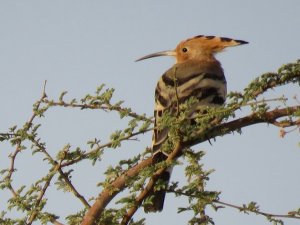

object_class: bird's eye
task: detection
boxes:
[182,47,188,53]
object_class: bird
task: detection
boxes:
[136,35,248,212]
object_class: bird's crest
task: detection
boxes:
[179,35,248,53]
[173,35,248,62]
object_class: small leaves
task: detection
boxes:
[0,61,299,225]
[59,91,68,102]
[110,130,124,148]
[65,209,87,225]
[240,201,259,213]
[81,85,115,106]
[138,119,152,132]
[55,170,74,193]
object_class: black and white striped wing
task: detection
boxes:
[145,60,226,212]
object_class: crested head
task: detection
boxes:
[175,35,248,63]
[136,35,248,63]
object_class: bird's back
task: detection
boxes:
[153,59,226,150]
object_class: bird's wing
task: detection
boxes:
[152,60,226,152]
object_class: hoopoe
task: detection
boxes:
[136,35,248,212]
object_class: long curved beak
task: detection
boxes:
[135,50,176,62]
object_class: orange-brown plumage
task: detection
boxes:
[136,35,248,63]
[175,35,248,63]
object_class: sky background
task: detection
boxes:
[0,1,299,225]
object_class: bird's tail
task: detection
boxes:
[144,150,171,213]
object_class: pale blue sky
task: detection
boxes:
[0,1,299,225]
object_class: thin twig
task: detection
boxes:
[272,118,300,128]
[61,128,153,168]
[42,99,152,122]
[215,200,300,220]
[31,138,91,208]
[167,189,300,220]
[5,81,48,197]
[27,166,57,224]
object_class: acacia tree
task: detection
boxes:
[0,61,300,225]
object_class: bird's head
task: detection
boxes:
[136,35,248,63]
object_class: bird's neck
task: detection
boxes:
[176,57,221,68]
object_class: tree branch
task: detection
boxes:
[27,166,57,224]
[120,142,183,225]
[215,200,300,220]
[81,158,152,225]
[42,98,152,122]
[31,138,91,208]
[60,128,152,168]
[80,104,299,225]
[167,189,300,221]
[187,105,300,147]
[4,81,47,198]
